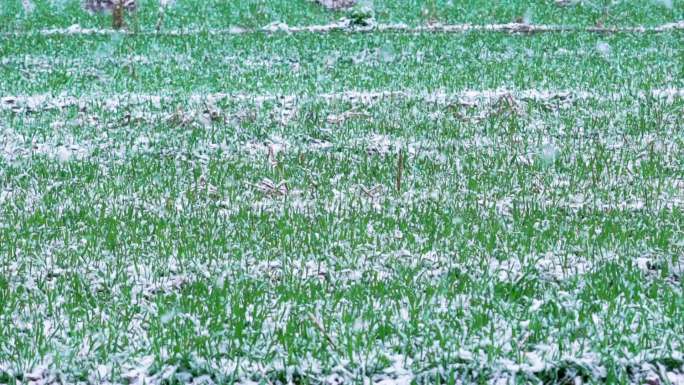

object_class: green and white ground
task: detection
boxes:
[1,1,684,384]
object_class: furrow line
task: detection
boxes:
[2,88,684,112]
[3,20,684,37]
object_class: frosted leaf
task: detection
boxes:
[596,41,611,57]
[523,8,533,24]
[22,0,35,14]
[317,0,356,10]
[56,146,72,162]
[540,142,560,164]
[654,0,673,8]
[379,44,396,63]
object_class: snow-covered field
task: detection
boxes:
[1,1,683,384]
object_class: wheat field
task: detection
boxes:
[1,1,683,384]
